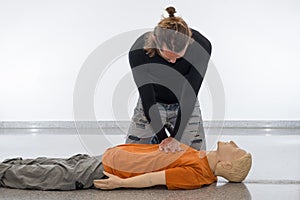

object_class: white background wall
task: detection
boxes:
[0,0,299,121]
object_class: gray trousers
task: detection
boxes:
[0,154,104,190]
[126,97,206,150]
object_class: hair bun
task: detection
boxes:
[165,6,176,17]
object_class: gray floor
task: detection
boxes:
[0,128,299,200]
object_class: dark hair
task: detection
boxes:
[144,6,193,57]
[166,6,176,17]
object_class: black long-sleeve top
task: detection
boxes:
[129,28,212,141]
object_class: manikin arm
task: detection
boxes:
[93,171,166,190]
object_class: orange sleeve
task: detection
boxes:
[165,166,204,190]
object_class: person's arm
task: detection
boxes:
[129,49,168,140]
[171,38,212,140]
[93,171,166,190]
[171,66,203,140]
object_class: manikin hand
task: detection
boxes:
[93,171,123,190]
[159,137,182,153]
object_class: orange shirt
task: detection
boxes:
[102,143,217,190]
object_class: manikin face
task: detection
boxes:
[217,141,247,162]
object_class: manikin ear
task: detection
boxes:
[220,161,233,170]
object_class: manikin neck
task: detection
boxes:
[203,151,219,173]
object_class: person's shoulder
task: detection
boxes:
[190,28,211,45]
[130,31,151,52]
[190,28,212,54]
[129,32,152,67]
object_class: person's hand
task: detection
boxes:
[93,171,123,190]
[159,137,182,153]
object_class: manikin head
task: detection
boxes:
[214,141,252,182]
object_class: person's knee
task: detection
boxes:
[126,135,141,143]
[191,138,206,150]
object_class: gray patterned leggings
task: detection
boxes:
[126,97,206,150]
